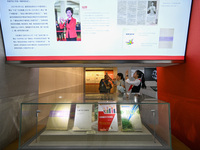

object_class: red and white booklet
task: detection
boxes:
[98,103,118,131]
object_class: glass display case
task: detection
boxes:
[18,94,171,150]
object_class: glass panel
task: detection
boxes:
[19,95,171,150]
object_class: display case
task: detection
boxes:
[18,96,171,150]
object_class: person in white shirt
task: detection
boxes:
[125,70,146,93]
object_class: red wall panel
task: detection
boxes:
[157,0,200,149]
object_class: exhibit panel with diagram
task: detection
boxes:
[18,100,172,150]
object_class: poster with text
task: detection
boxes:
[0,0,192,61]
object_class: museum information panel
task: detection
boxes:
[0,0,192,61]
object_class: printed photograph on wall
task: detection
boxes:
[55,0,81,41]
[144,68,157,81]
[146,1,159,25]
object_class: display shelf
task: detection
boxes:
[18,96,171,150]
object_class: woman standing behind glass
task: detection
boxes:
[107,73,125,94]
[65,7,77,41]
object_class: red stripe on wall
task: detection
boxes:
[6,56,184,61]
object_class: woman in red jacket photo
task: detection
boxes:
[65,7,77,41]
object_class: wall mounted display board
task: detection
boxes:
[144,68,157,81]
[0,0,192,62]
[85,71,105,84]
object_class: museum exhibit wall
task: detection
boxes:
[0,30,39,149]
[157,0,200,149]
[85,69,115,93]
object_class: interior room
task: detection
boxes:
[0,0,199,150]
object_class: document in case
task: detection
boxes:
[46,104,71,130]
[98,103,118,131]
[73,104,92,131]
[120,104,142,131]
